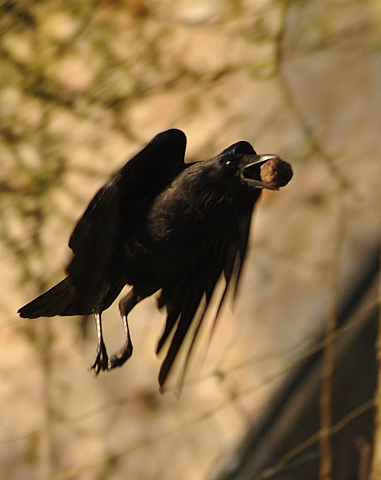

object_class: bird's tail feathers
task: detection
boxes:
[18,277,82,318]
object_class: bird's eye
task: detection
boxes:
[219,156,236,171]
[223,158,235,169]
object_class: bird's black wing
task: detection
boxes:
[156,141,260,389]
[66,129,187,313]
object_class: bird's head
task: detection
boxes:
[215,153,293,191]
[158,146,293,218]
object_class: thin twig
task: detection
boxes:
[319,199,345,480]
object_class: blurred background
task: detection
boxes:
[0,0,380,479]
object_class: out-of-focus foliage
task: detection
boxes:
[0,1,379,479]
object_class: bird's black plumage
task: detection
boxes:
[18,128,292,389]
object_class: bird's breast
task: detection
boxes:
[146,185,255,259]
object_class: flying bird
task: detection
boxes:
[18,129,293,389]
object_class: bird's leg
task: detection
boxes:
[108,290,139,369]
[91,312,109,375]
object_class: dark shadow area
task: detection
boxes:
[216,245,380,480]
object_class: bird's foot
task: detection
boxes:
[91,341,109,375]
[109,340,133,370]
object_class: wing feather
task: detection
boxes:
[157,208,256,389]
[69,129,187,253]
[66,129,187,312]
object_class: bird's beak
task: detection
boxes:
[241,154,279,190]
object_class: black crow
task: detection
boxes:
[18,129,292,389]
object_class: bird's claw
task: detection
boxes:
[109,340,133,370]
[91,338,133,374]
[91,342,109,375]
